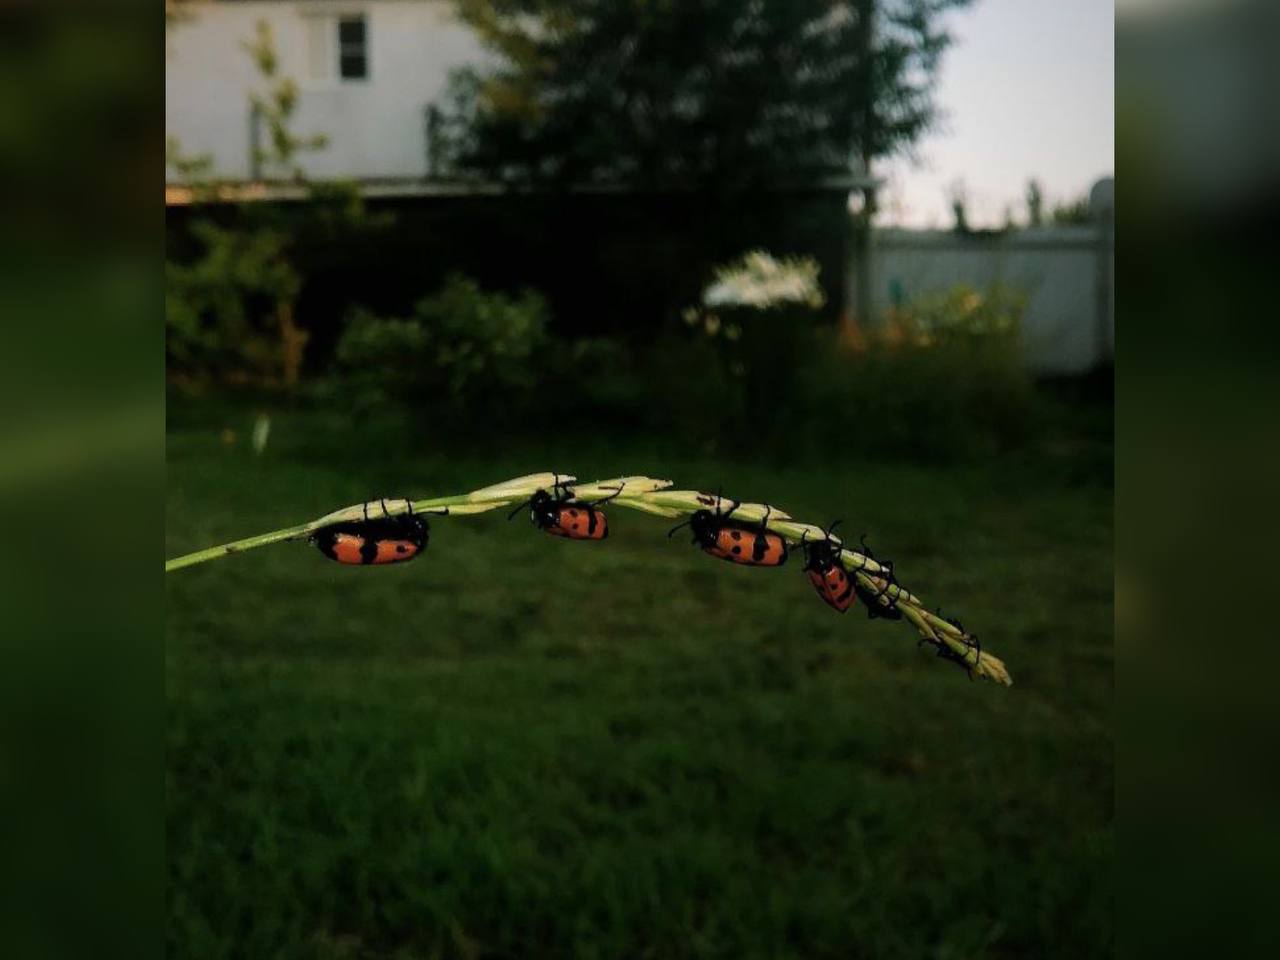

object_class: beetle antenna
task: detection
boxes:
[507,497,533,521]
[665,519,696,542]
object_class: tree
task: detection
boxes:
[440,0,973,191]
[948,177,969,234]
[1051,193,1092,225]
[167,20,381,388]
[1025,178,1043,227]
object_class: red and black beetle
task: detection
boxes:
[799,522,856,612]
[311,499,431,565]
[510,477,623,541]
[850,534,903,620]
[670,495,789,567]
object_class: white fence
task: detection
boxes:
[863,192,1114,375]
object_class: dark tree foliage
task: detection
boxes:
[440,0,972,190]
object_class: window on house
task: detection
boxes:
[306,14,368,82]
[337,16,367,80]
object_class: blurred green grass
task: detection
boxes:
[166,404,1111,959]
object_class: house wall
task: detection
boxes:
[165,0,485,180]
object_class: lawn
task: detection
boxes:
[166,401,1112,959]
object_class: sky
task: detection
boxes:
[876,0,1115,228]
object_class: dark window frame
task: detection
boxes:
[337,15,368,81]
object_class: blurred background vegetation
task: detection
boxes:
[165,2,1111,957]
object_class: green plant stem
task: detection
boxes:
[164,523,312,573]
[164,495,473,572]
[165,473,1012,685]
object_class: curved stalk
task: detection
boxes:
[165,472,1011,684]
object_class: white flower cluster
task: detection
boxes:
[701,250,826,311]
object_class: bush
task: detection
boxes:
[330,273,1036,461]
[545,337,651,425]
[887,282,1024,345]
[335,274,549,423]
[165,220,300,383]
[799,284,1036,461]
[681,251,828,435]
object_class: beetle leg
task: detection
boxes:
[587,481,625,508]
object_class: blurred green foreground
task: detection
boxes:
[166,391,1111,959]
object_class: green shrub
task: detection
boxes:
[330,274,1035,461]
[800,284,1036,461]
[681,251,828,435]
[889,282,1025,345]
[165,221,300,382]
[335,274,549,422]
[641,329,742,442]
[548,337,651,425]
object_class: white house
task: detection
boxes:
[165,0,486,183]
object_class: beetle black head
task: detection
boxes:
[688,510,719,547]
[667,508,718,546]
[800,521,842,572]
[405,514,431,543]
[802,536,839,573]
[509,487,558,523]
[529,489,563,528]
